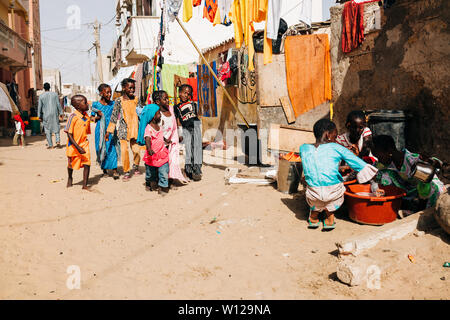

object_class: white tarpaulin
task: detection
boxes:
[107,66,136,94]
[0,82,19,114]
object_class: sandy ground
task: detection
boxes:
[0,123,449,300]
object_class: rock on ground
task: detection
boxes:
[435,190,450,235]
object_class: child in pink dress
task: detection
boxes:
[143,104,170,195]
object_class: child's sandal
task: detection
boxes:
[322,221,336,231]
[307,211,320,229]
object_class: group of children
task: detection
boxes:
[300,111,446,231]
[65,80,203,194]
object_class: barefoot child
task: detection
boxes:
[299,119,379,230]
[65,95,91,189]
[174,84,203,181]
[142,104,170,195]
[91,84,120,180]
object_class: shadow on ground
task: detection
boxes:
[73,173,104,187]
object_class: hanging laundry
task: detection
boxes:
[133,63,144,102]
[193,0,202,6]
[229,0,269,71]
[167,0,183,22]
[187,77,199,102]
[229,0,244,48]
[197,62,218,117]
[183,0,193,22]
[216,0,233,25]
[237,48,257,106]
[248,0,268,70]
[219,61,231,82]
[298,0,312,27]
[284,34,332,117]
[342,0,365,53]
[266,0,281,40]
[204,0,219,23]
[161,64,190,102]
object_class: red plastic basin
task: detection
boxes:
[344,184,406,226]
[344,179,357,186]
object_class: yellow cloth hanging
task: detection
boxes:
[248,0,268,71]
[263,22,272,64]
[230,0,244,48]
[230,0,272,70]
[213,6,221,26]
[183,0,193,22]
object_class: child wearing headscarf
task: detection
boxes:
[138,104,170,195]
[13,114,25,147]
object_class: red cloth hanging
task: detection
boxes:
[193,0,202,7]
[219,61,231,82]
[187,77,198,102]
[341,1,365,53]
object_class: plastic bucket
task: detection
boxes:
[344,179,357,186]
[277,158,302,194]
[29,117,40,134]
[368,110,407,150]
[345,184,406,225]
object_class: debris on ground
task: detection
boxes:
[224,167,276,185]
[413,230,425,237]
[209,217,217,224]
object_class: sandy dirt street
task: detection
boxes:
[0,123,449,300]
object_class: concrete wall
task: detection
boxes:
[330,0,450,161]
[29,0,43,91]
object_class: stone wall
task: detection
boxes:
[330,0,450,161]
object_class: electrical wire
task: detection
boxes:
[102,13,117,26]
[41,23,92,32]
[42,30,89,43]
[42,41,89,52]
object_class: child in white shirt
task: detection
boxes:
[13,114,25,147]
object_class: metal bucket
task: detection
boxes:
[277,158,302,194]
[411,162,436,183]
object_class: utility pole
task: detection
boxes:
[87,46,94,92]
[93,19,104,84]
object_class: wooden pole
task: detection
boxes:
[175,16,249,128]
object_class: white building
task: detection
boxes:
[42,69,62,96]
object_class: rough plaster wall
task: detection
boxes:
[330,0,450,161]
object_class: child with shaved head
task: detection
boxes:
[64,95,91,189]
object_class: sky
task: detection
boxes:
[40,0,117,87]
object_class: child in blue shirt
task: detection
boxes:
[299,119,379,231]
